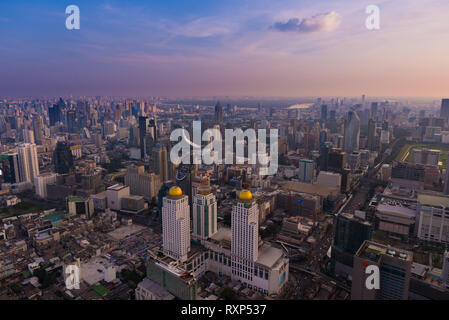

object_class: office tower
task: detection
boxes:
[33,116,44,145]
[417,193,449,243]
[351,240,412,300]
[298,159,314,183]
[391,161,425,181]
[192,182,217,241]
[231,190,259,281]
[152,143,168,182]
[176,165,193,208]
[17,143,39,184]
[214,102,223,125]
[440,99,449,120]
[66,109,77,133]
[0,153,20,184]
[138,116,148,159]
[53,141,74,174]
[412,148,440,166]
[49,98,64,126]
[367,118,376,151]
[343,111,360,154]
[125,165,161,201]
[328,148,347,172]
[148,118,158,142]
[321,104,328,122]
[370,102,378,120]
[34,173,57,199]
[23,128,35,144]
[162,186,190,262]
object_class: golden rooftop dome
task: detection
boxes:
[239,190,253,201]
[168,186,183,197]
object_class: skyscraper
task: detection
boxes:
[0,153,20,184]
[344,111,360,154]
[321,104,328,122]
[214,102,223,125]
[370,102,378,120]
[54,141,74,174]
[231,190,259,282]
[440,99,449,120]
[367,118,376,151]
[17,143,39,184]
[33,116,44,145]
[192,182,217,241]
[162,186,191,262]
[152,143,168,182]
[138,116,148,159]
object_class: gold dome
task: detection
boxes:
[239,190,253,201]
[168,186,183,197]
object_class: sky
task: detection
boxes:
[0,0,449,98]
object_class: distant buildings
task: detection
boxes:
[343,111,360,154]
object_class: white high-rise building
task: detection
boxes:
[23,129,35,144]
[17,143,39,184]
[34,173,57,199]
[162,186,190,262]
[231,190,259,282]
[192,184,217,241]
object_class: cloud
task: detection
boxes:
[271,11,341,33]
[173,17,234,38]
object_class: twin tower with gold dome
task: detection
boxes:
[168,186,252,201]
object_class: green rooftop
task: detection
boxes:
[93,284,109,297]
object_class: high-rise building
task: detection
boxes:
[54,141,74,174]
[153,143,168,182]
[33,116,44,145]
[34,173,57,199]
[192,183,217,241]
[417,193,449,243]
[298,159,314,183]
[214,102,223,125]
[328,148,347,172]
[440,99,449,120]
[344,111,360,154]
[17,143,39,184]
[125,165,162,201]
[231,190,259,281]
[138,116,148,159]
[370,102,378,120]
[321,104,328,122]
[162,186,190,262]
[23,128,35,144]
[351,240,412,300]
[367,118,377,151]
[0,153,20,184]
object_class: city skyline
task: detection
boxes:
[1,0,449,98]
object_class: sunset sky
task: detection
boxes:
[1,0,448,98]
